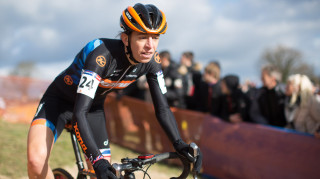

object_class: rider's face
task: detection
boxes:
[122,31,160,63]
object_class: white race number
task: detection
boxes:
[77,70,101,99]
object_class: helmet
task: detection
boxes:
[120,3,167,34]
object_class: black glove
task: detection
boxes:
[173,139,195,162]
[173,139,203,174]
[93,159,117,179]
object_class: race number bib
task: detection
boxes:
[77,70,101,99]
[156,71,167,94]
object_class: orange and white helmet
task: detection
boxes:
[120,3,167,34]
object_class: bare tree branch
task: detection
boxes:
[259,45,317,83]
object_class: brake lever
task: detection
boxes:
[111,163,121,178]
[189,143,199,158]
[189,143,199,179]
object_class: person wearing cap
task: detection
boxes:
[27,3,202,179]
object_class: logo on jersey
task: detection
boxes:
[132,68,137,72]
[99,79,136,89]
[64,75,73,85]
[34,102,45,117]
[74,122,87,153]
[154,52,161,64]
[156,71,167,94]
[96,55,106,67]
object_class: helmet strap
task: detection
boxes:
[125,35,140,64]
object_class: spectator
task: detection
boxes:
[284,74,320,135]
[159,51,184,108]
[178,51,201,109]
[250,65,287,127]
[217,75,251,123]
[193,61,222,114]
[241,80,258,102]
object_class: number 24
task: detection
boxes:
[80,76,94,89]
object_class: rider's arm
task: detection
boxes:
[146,71,181,143]
[146,67,202,169]
[72,40,109,164]
[73,93,102,160]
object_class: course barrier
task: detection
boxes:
[1,76,320,179]
[104,94,320,179]
[200,116,320,179]
[0,76,50,123]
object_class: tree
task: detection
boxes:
[10,61,35,77]
[260,45,317,84]
[9,61,36,102]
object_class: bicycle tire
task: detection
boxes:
[53,168,74,179]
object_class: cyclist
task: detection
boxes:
[27,3,202,179]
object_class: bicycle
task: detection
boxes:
[52,123,200,179]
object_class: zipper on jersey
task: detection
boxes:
[101,65,133,95]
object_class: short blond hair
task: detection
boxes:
[205,61,221,80]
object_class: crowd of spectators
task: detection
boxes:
[122,50,320,138]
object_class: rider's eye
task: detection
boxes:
[138,35,147,39]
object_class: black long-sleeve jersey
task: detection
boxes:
[52,38,181,163]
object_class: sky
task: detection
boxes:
[1,0,320,84]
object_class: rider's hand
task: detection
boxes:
[173,139,196,162]
[93,159,117,179]
[173,139,203,174]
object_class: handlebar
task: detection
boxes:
[112,152,190,179]
[112,143,200,179]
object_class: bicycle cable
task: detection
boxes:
[143,163,152,179]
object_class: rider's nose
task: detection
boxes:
[145,37,153,49]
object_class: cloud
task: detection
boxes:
[0,0,319,83]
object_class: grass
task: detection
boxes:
[0,120,30,177]
[0,119,184,178]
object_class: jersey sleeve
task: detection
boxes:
[77,40,110,99]
[72,39,110,163]
[146,56,181,143]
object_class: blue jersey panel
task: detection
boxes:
[69,39,103,85]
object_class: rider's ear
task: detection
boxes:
[121,33,129,46]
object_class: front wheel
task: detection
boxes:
[53,168,74,179]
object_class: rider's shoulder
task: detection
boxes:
[149,51,161,66]
[84,38,121,49]
[82,39,104,53]
[99,38,122,46]
[143,51,162,75]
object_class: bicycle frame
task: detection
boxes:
[66,126,96,178]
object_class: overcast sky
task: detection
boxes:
[1,0,319,83]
